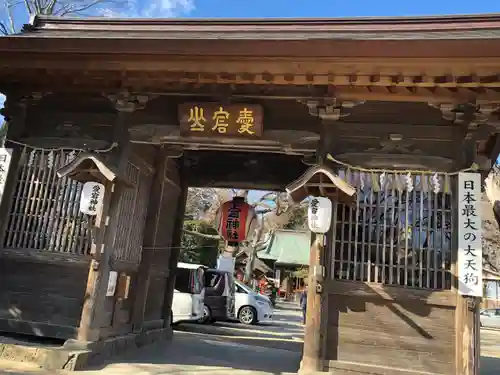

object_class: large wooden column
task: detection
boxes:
[442,104,490,375]
[288,114,355,372]
[56,153,132,343]
[453,171,480,375]
[301,232,325,372]
[77,180,116,342]
[75,93,147,342]
[162,164,188,327]
[132,149,183,332]
[299,109,329,373]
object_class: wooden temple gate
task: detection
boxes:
[0,13,498,374]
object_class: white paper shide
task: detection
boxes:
[0,148,13,204]
[308,196,332,234]
[80,182,105,216]
[457,172,483,297]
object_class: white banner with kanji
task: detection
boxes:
[457,172,483,297]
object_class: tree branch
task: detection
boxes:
[1,0,18,35]
[255,209,273,215]
[0,0,129,34]
[0,21,8,35]
[182,229,221,240]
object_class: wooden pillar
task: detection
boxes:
[78,92,147,342]
[131,150,181,332]
[162,164,188,327]
[131,150,162,332]
[301,232,325,372]
[453,187,481,375]
[78,181,116,342]
[301,113,331,373]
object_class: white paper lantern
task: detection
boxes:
[308,196,332,234]
[80,182,105,216]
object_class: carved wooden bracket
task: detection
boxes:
[430,102,500,141]
[429,103,458,122]
[105,92,151,112]
[476,104,500,129]
[300,99,364,121]
[430,102,500,125]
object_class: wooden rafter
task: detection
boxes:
[3,77,499,104]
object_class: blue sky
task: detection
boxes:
[1,0,500,34]
[4,0,498,25]
[186,0,500,18]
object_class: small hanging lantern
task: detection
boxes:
[80,181,105,216]
[307,196,332,234]
[215,197,258,243]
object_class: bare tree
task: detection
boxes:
[182,188,307,281]
[481,168,500,271]
[0,0,129,35]
[0,121,7,147]
[0,0,16,35]
[185,187,236,223]
[242,191,306,282]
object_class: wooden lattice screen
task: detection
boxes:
[331,170,454,290]
[112,161,151,265]
[3,148,92,255]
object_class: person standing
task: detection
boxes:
[300,288,308,324]
[270,283,278,307]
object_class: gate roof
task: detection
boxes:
[2,14,500,104]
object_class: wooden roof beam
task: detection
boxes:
[208,74,500,88]
[335,86,500,104]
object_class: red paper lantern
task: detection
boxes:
[215,197,258,243]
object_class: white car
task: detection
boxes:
[234,279,274,325]
[480,308,500,328]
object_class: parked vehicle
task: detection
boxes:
[234,279,274,325]
[199,268,236,324]
[171,263,205,324]
[480,308,500,329]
